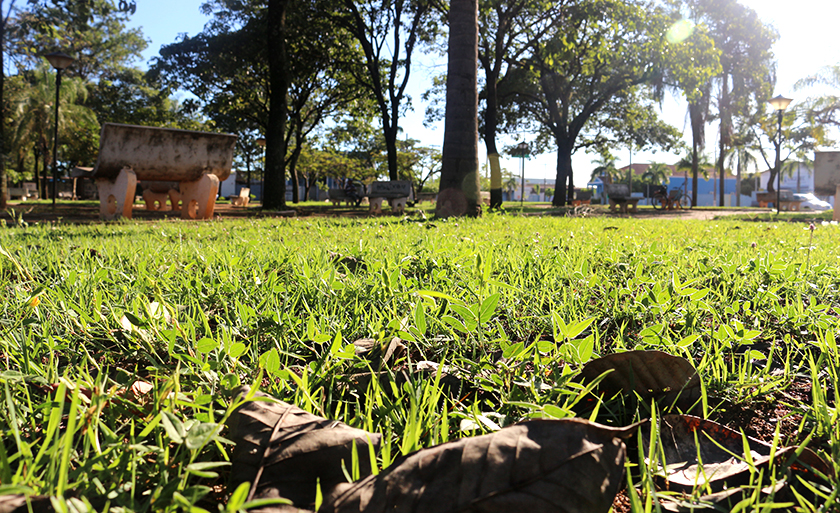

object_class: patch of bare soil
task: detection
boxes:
[707,377,815,446]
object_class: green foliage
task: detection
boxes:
[7,0,146,81]
[2,216,840,509]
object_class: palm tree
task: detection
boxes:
[436,0,481,217]
[641,162,671,184]
[796,64,840,129]
[503,174,518,200]
[590,154,620,183]
[726,139,757,205]
[12,62,95,197]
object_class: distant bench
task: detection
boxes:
[328,185,366,207]
[7,183,38,200]
[605,183,639,213]
[369,180,413,214]
[92,123,236,220]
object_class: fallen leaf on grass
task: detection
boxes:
[353,337,407,368]
[578,350,701,412]
[321,418,638,513]
[641,414,832,509]
[227,387,381,510]
[0,495,54,513]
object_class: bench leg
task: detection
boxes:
[369,197,384,214]
[609,199,618,213]
[389,197,408,214]
[168,189,181,211]
[180,175,219,220]
[143,189,169,211]
[96,167,137,220]
[629,202,638,213]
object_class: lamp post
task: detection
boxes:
[256,137,266,205]
[514,141,529,207]
[45,51,74,209]
[768,94,792,214]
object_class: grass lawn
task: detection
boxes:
[1,214,838,511]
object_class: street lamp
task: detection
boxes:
[256,137,266,204]
[514,141,529,207]
[45,51,74,209]
[768,94,792,214]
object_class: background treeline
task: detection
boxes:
[1,0,837,209]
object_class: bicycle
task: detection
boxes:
[651,186,692,210]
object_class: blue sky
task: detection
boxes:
[126,0,840,185]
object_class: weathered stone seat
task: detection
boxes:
[328,185,367,207]
[92,123,236,220]
[231,187,251,207]
[605,183,639,213]
[369,180,413,214]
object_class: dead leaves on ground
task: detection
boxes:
[227,388,381,510]
[228,388,636,513]
[641,414,833,511]
[578,350,701,413]
[323,419,636,513]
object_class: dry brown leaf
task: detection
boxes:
[0,495,54,513]
[321,418,638,513]
[578,350,701,412]
[353,337,407,368]
[227,387,381,510]
[641,414,832,494]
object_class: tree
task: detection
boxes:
[795,64,840,130]
[477,0,554,208]
[654,14,720,208]
[86,67,204,130]
[726,126,758,204]
[590,153,621,183]
[7,0,145,81]
[512,0,686,206]
[1,0,9,208]
[264,0,290,210]
[682,0,776,206]
[436,0,481,217]
[153,0,368,205]
[641,162,671,184]
[750,104,830,193]
[11,63,97,196]
[335,0,433,181]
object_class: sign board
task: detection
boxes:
[814,151,840,196]
[370,180,412,198]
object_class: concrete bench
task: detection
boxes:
[605,183,639,213]
[369,180,413,214]
[230,187,251,207]
[92,123,236,220]
[328,186,366,207]
[7,187,37,201]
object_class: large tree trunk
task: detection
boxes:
[288,140,303,203]
[689,100,704,207]
[0,5,6,210]
[717,74,730,207]
[385,123,399,181]
[289,121,303,203]
[264,0,290,210]
[483,79,502,209]
[552,137,572,207]
[435,0,480,218]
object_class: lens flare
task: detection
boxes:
[666,19,695,44]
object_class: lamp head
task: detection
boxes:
[768,95,793,112]
[45,52,75,70]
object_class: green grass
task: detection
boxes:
[1,214,839,511]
